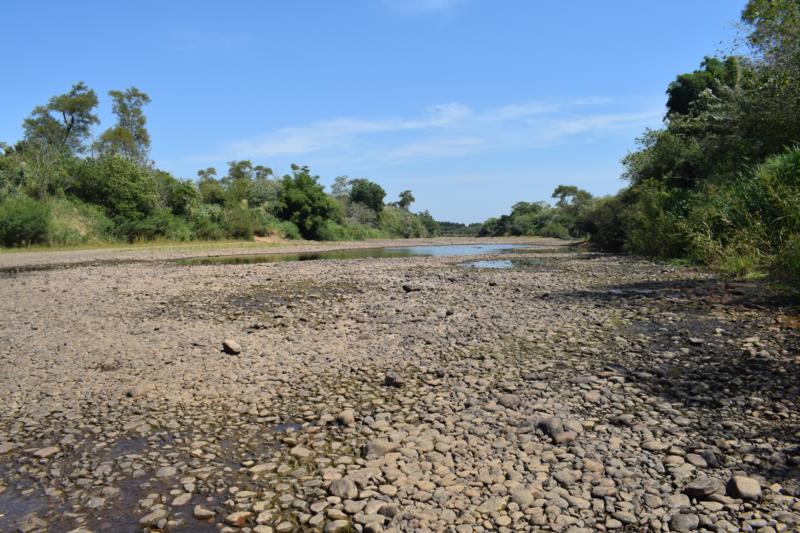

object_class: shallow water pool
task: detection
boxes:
[177,243,539,266]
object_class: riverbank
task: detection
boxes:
[0,236,567,270]
[1,245,798,532]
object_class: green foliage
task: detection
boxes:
[349,178,386,213]
[0,196,51,246]
[277,165,340,240]
[479,189,593,239]
[417,210,439,235]
[47,197,114,246]
[72,155,159,219]
[341,199,379,227]
[220,160,277,207]
[155,171,198,216]
[397,190,415,210]
[538,221,570,239]
[775,235,800,281]
[95,87,151,162]
[266,218,302,240]
[197,168,226,206]
[188,203,225,240]
[622,181,688,257]
[681,147,800,277]
[378,205,428,238]
[578,194,630,252]
[437,220,479,236]
[330,175,352,199]
[222,206,258,240]
[116,209,194,242]
[666,57,743,116]
[17,141,73,199]
[23,82,99,155]
[0,85,458,247]
[572,0,800,286]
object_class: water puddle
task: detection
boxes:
[461,259,514,269]
[176,244,540,266]
[273,421,304,433]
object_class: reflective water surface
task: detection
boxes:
[177,243,540,266]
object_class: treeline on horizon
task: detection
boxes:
[0,87,476,247]
[1,0,798,285]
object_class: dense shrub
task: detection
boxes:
[379,206,428,238]
[622,181,688,258]
[222,206,258,240]
[188,204,225,240]
[349,179,386,213]
[72,155,158,219]
[47,197,114,246]
[776,235,800,282]
[579,195,629,252]
[155,171,198,216]
[679,147,800,278]
[116,209,194,242]
[277,167,340,240]
[0,196,51,246]
[537,221,570,239]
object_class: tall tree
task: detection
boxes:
[742,0,800,147]
[349,178,386,213]
[96,87,151,162]
[397,190,415,210]
[665,57,743,117]
[22,81,99,154]
[197,167,225,206]
[277,165,339,239]
[330,176,352,199]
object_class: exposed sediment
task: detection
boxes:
[0,242,798,532]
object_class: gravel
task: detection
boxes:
[1,240,798,532]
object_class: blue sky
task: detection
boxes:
[2,0,744,222]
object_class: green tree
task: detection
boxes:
[221,160,278,207]
[349,178,386,213]
[22,82,99,154]
[665,57,743,116]
[154,170,198,216]
[552,185,587,207]
[277,165,339,239]
[742,0,800,148]
[72,155,158,219]
[0,196,51,246]
[96,87,151,162]
[331,175,352,199]
[397,189,415,210]
[197,167,226,205]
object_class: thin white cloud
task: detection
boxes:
[227,103,471,159]
[378,137,484,163]
[382,0,465,15]
[538,110,663,141]
[188,98,661,167]
[479,102,558,121]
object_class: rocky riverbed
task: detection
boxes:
[0,241,798,533]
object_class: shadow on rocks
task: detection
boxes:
[557,276,800,488]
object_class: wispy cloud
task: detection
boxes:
[227,103,471,159]
[382,0,465,15]
[188,98,661,168]
[539,110,663,141]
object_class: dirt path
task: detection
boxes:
[0,245,798,532]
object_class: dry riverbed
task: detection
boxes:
[0,239,798,533]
